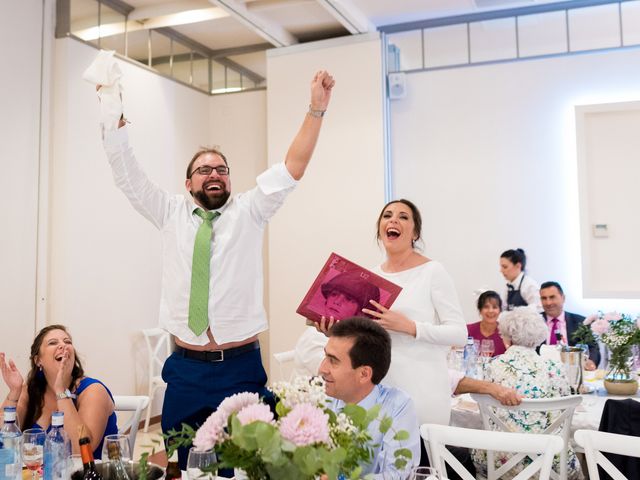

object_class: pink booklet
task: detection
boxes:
[296,252,402,323]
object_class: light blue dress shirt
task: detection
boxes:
[328,384,421,479]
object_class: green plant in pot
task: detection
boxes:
[572,311,640,395]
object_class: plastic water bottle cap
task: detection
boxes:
[51,411,64,427]
[3,407,16,422]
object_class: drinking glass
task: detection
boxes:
[187,447,217,479]
[410,466,440,479]
[101,433,132,478]
[22,428,46,480]
[447,348,464,371]
[480,339,495,358]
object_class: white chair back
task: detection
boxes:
[272,350,295,381]
[421,423,563,480]
[470,393,581,480]
[113,395,150,450]
[574,429,640,480]
[142,328,171,432]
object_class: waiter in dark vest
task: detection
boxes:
[499,248,541,311]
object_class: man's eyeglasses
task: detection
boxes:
[189,165,230,178]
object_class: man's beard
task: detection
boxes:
[193,189,230,210]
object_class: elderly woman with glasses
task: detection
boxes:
[472,306,580,479]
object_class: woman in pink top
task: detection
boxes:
[466,291,506,356]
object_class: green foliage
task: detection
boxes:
[163,423,197,459]
[163,378,415,480]
[378,415,392,434]
[137,436,162,480]
[571,324,596,346]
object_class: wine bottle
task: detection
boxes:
[79,436,103,480]
[165,448,181,480]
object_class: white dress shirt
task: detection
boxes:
[501,272,542,312]
[292,328,328,378]
[103,128,297,345]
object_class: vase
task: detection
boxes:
[603,348,638,395]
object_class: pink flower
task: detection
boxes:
[279,403,330,447]
[236,403,274,425]
[218,392,260,419]
[604,312,622,322]
[194,411,226,451]
[591,319,610,335]
[584,314,598,326]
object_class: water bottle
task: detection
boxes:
[463,336,478,378]
[43,411,71,480]
[0,406,22,480]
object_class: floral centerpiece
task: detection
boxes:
[572,311,640,394]
[165,376,412,480]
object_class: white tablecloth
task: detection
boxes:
[450,380,640,434]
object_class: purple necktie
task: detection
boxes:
[549,318,559,345]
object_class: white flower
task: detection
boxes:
[270,376,327,410]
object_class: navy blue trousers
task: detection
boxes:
[161,347,271,474]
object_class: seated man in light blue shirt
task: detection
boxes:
[319,317,420,479]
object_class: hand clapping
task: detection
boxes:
[0,352,24,396]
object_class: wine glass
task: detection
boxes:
[187,447,217,479]
[410,466,440,479]
[480,339,495,358]
[101,433,132,478]
[22,428,46,480]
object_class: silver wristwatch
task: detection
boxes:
[56,389,73,400]
[308,105,326,118]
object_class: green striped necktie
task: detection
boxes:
[188,208,220,336]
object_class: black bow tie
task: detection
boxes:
[507,284,515,291]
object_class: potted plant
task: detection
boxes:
[572,311,640,395]
[166,376,413,480]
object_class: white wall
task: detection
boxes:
[266,34,387,366]
[0,0,46,398]
[391,47,640,321]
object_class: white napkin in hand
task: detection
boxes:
[82,50,124,133]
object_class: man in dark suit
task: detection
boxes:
[540,281,600,369]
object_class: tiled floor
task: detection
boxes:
[134,423,167,467]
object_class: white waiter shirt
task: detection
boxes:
[103,128,298,345]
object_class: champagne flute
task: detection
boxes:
[410,466,440,479]
[22,428,46,480]
[187,447,217,479]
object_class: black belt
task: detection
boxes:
[175,341,260,362]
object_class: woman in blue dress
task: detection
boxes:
[0,325,117,459]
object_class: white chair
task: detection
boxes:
[272,350,295,381]
[142,328,171,432]
[421,423,563,480]
[471,393,582,480]
[574,429,640,480]
[113,395,150,450]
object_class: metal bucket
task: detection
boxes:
[71,462,165,480]
[560,346,583,394]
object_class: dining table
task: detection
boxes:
[450,374,640,434]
